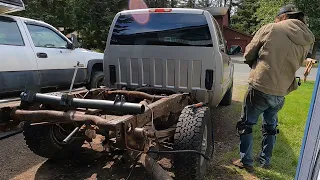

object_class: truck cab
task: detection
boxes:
[104,8,234,107]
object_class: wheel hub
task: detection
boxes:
[96,77,105,87]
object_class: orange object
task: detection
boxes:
[304,58,317,82]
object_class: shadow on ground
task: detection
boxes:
[34,147,150,180]
[0,134,46,180]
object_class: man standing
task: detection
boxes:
[233,4,315,172]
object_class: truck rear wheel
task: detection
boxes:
[23,123,85,159]
[86,71,105,89]
[173,106,213,180]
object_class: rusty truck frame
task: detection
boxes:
[0,86,214,180]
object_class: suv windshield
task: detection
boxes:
[111,13,212,47]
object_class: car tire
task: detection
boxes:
[23,123,85,159]
[86,71,105,89]
[173,106,213,180]
[220,81,233,106]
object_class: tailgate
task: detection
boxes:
[0,0,24,14]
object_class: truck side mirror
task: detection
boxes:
[70,34,80,48]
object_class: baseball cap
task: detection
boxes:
[277,4,304,17]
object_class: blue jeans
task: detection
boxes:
[238,86,285,166]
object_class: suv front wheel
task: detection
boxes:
[86,71,105,89]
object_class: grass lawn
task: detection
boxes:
[215,82,315,180]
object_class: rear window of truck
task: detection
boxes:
[111,13,212,47]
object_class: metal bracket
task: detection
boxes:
[114,94,121,103]
[59,94,73,107]
[20,90,36,103]
[114,94,126,104]
[121,95,126,103]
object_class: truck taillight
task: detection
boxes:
[205,69,214,90]
[109,65,116,85]
[149,8,172,12]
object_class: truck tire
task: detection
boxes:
[173,106,213,180]
[220,81,233,106]
[23,123,85,159]
[86,71,105,89]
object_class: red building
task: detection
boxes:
[204,7,253,53]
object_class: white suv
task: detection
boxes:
[0,14,105,94]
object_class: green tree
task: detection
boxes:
[17,0,76,34]
[255,0,320,57]
[195,0,232,8]
[170,0,178,7]
[295,0,320,58]
[16,0,126,50]
[74,0,127,50]
[230,0,260,35]
[145,0,170,7]
[179,0,196,8]
[196,0,214,8]
[255,0,293,27]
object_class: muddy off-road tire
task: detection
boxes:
[86,71,105,89]
[23,123,85,159]
[220,81,233,106]
[173,106,214,180]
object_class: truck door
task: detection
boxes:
[0,16,39,94]
[24,23,85,87]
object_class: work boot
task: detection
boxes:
[232,159,254,173]
[260,164,271,169]
[255,156,271,169]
